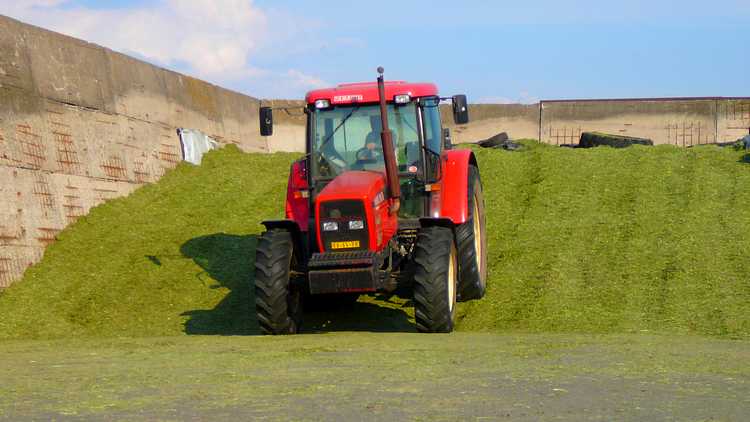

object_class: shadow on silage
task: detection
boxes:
[179,233,413,335]
[180,233,261,335]
[303,294,414,333]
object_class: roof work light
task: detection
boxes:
[393,94,411,104]
[314,99,331,109]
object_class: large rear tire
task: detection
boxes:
[413,226,458,333]
[254,229,302,335]
[456,165,488,301]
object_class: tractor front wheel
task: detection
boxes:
[413,226,458,333]
[254,229,302,335]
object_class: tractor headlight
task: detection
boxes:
[348,220,364,230]
[322,221,338,231]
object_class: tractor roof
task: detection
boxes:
[305,81,439,106]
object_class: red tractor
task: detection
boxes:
[255,68,486,334]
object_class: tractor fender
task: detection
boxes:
[418,217,455,228]
[261,219,307,261]
[261,219,302,233]
[437,149,478,225]
[285,159,310,232]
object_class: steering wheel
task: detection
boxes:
[355,145,382,162]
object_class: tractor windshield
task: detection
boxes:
[311,103,420,179]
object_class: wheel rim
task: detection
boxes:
[448,244,457,312]
[473,197,482,272]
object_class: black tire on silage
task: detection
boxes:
[579,132,653,148]
[413,226,458,333]
[455,165,488,301]
[254,229,302,335]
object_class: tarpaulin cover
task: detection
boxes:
[178,128,218,165]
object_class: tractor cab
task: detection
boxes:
[255,69,485,335]
[305,83,454,220]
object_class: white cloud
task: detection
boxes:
[232,68,329,100]
[285,70,327,89]
[3,0,67,12]
[1,0,328,97]
[6,0,265,77]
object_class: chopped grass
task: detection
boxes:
[460,141,750,338]
[1,142,748,339]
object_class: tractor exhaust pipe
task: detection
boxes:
[376,67,400,214]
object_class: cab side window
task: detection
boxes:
[422,98,442,154]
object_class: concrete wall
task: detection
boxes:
[540,98,750,146]
[262,99,306,153]
[0,15,269,287]
[442,99,749,147]
[441,104,540,144]
[717,99,750,143]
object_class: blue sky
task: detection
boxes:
[4,1,749,102]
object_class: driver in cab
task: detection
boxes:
[360,115,385,161]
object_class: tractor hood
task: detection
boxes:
[314,170,397,252]
[316,171,386,203]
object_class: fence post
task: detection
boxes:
[714,99,719,144]
[538,101,543,143]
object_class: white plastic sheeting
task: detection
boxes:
[178,128,218,165]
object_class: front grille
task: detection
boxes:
[309,267,379,294]
[309,251,376,269]
[319,200,369,252]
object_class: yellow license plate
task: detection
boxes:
[331,240,360,249]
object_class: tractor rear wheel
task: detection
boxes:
[254,229,302,335]
[413,226,458,333]
[456,165,487,301]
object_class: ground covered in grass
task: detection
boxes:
[1,333,748,420]
[0,142,748,339]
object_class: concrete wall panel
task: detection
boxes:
[0,164,138,287]
[267,125,305,153]
[541,100,725,146]
[0,18,35,94]
[717,99,750,142]
[106,50,170,123]
[0,246,42,288]
[260,100,306,153]
[21,23,115,113]
[0,88,50,170]
[215,88,263,150]
[442,104,541,144]
[0,14,268,287]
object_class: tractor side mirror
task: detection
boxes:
[443,128,452,150]
[259,106,273,136]
[452,95,469,125]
